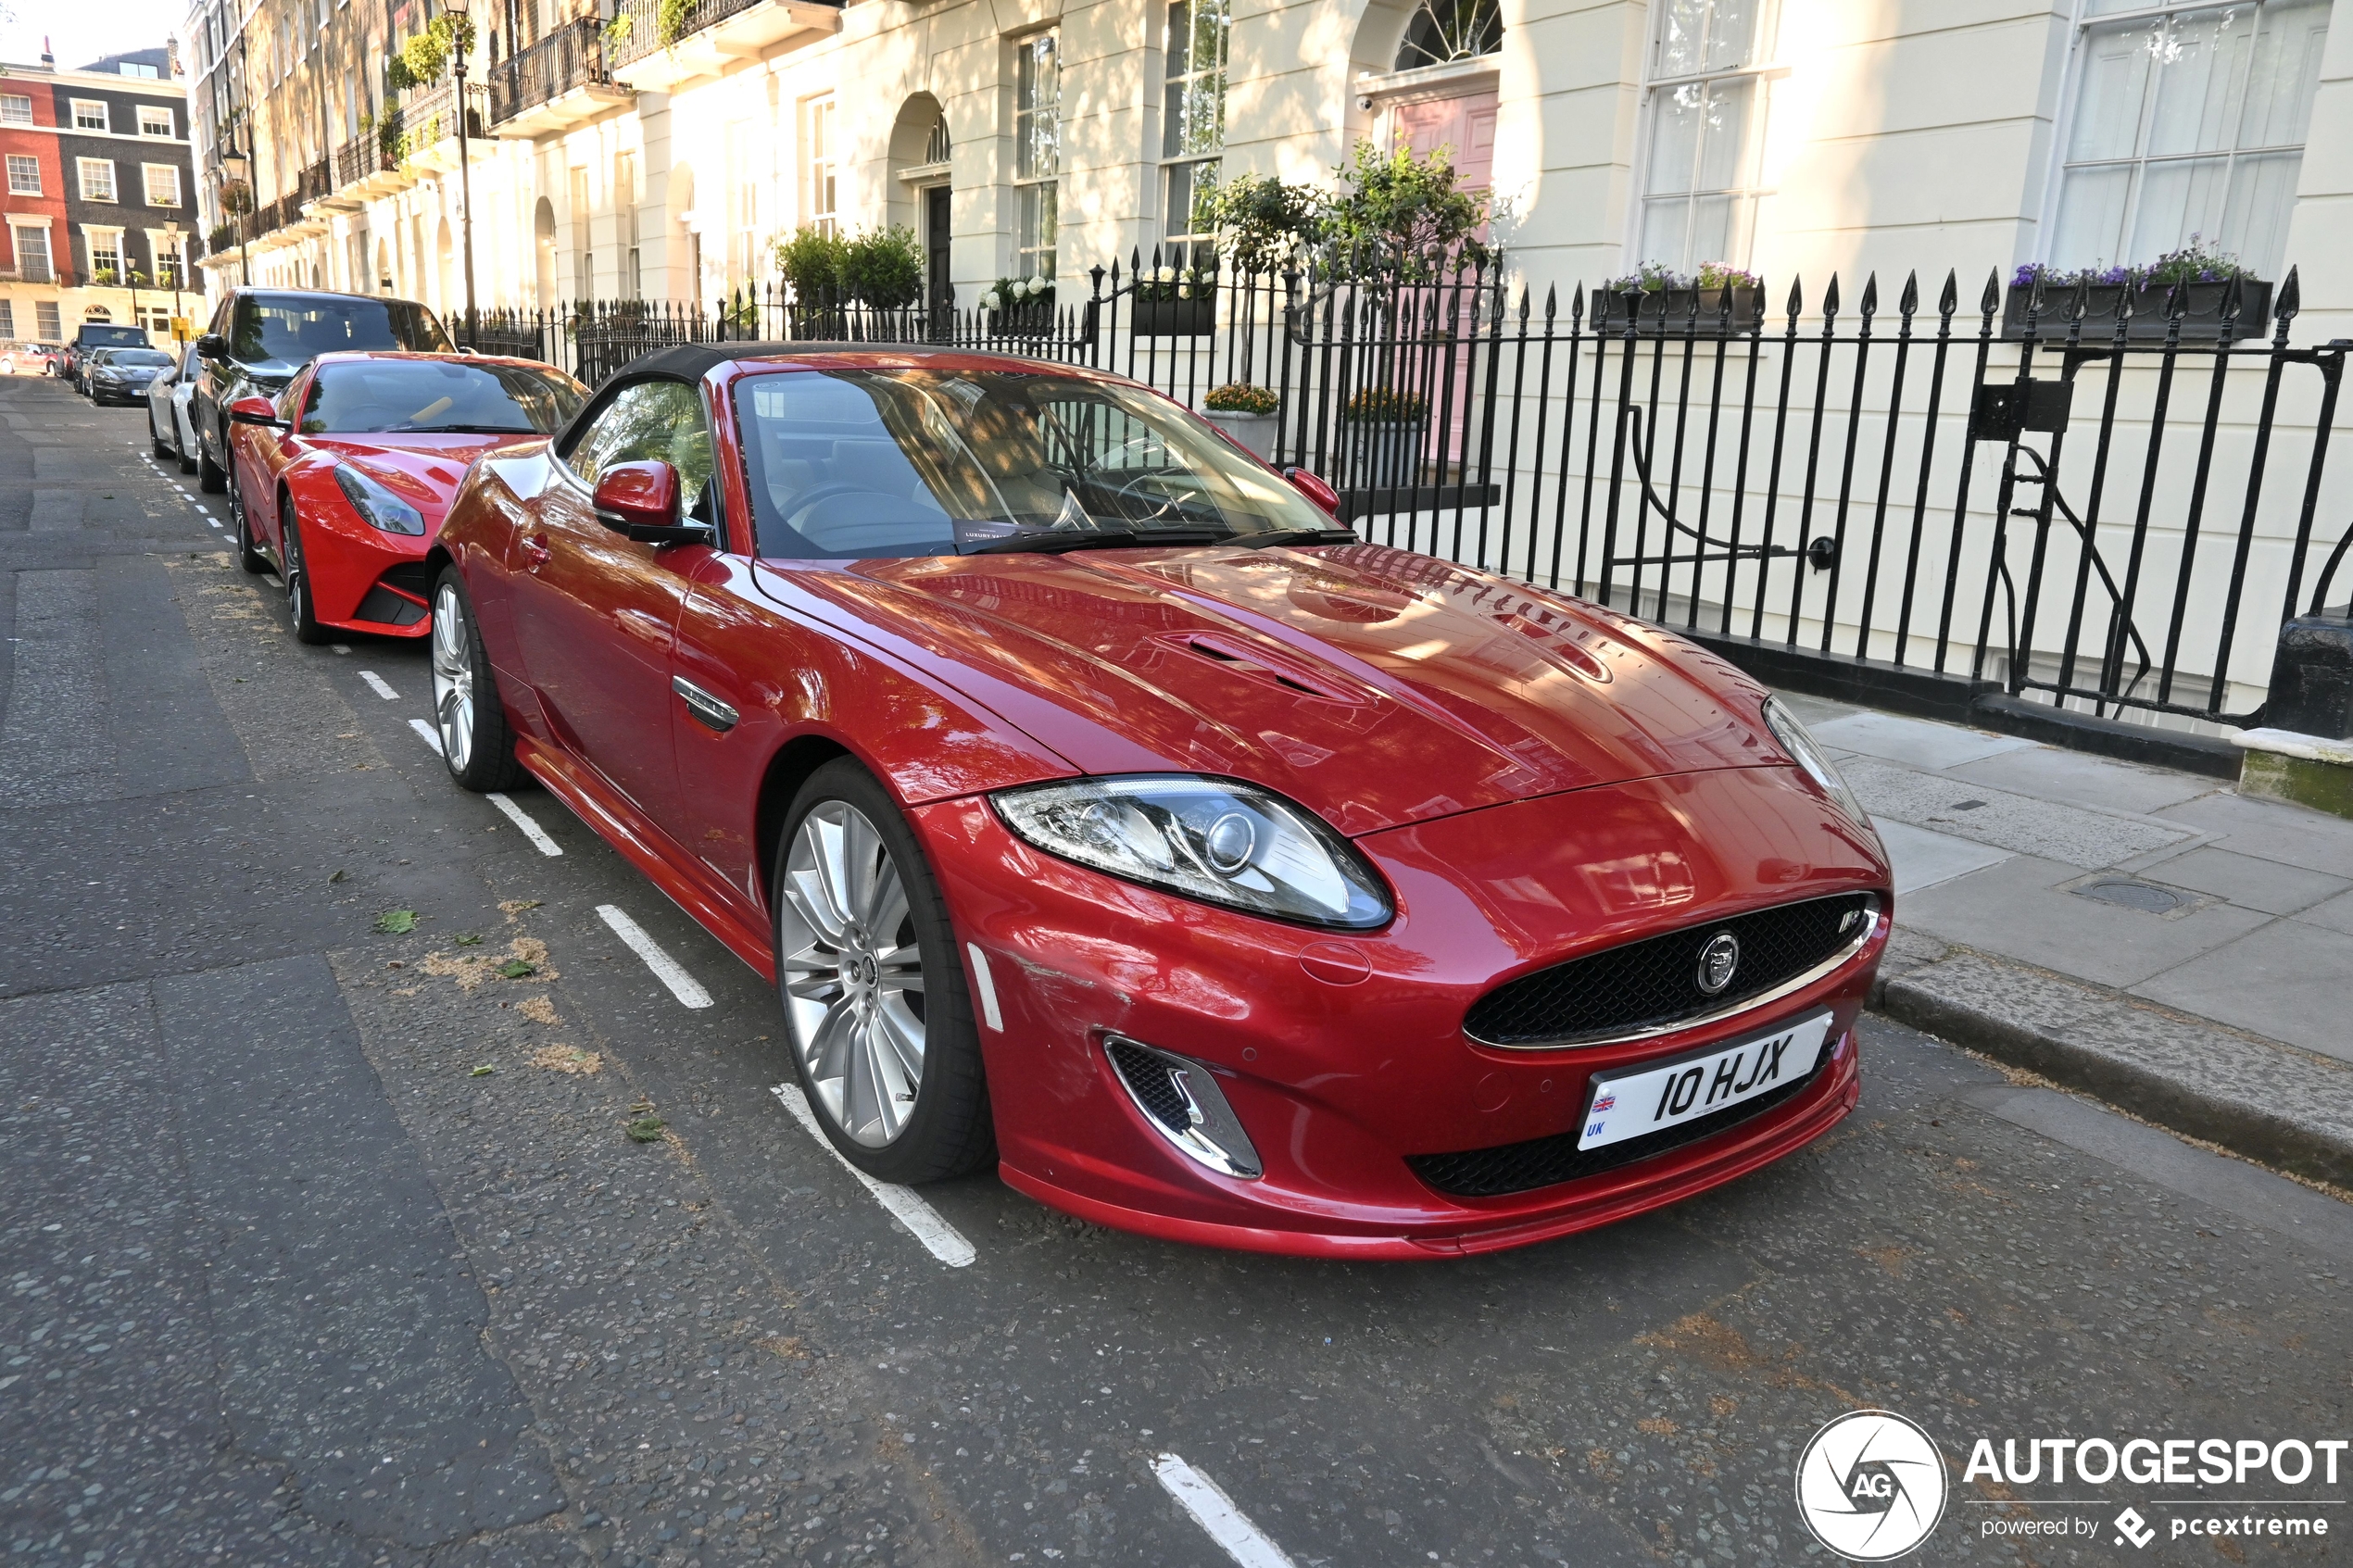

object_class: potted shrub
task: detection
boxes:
[1339,386,1428,490]
[1201,383,1277,459]
[2003,239,2272,342]
[1133,266,1216,336]
[1598,261,1765,335]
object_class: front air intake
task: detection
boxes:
[1102,1035,1263,1180]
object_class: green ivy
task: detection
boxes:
[658,0,696,47]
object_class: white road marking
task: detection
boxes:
[596,904,713,1009]
[769,1084,977,1267]
[265,573,285,588]
[331,644,351,654]
[408,717,444,755]
[1151,1455,1296,1568]
[965,943,1003,1032]
[486,791,562,856]
[207,521,221,530]
[357,670,399,700]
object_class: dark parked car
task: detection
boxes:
[65,321,154,392]
[189,288,452,495]
[87,345,176,407]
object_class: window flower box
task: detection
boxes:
[1598,284,1767,336]
[1132,292,1215,337]
[2000,279,2274,344]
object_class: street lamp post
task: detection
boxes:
[445,0,477,342]
[220,141,251,287]
[164,220,183,339]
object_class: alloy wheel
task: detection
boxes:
[777,801,928,1148]
[283,523,307,632]
[430,583,475,773]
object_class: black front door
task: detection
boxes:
[925,185,951,334]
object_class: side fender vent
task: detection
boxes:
[1102,1035,1263,1181]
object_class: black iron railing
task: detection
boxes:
[489,17,611,126]
[333,132,393,188]
[609,0,798,68]
[460,256,2352,733]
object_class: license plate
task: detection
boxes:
[1576,1013,1834,1151]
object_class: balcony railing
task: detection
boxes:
[297,157,332,205]
[489,16,611,127]
[607,0,839,69]
[382,81,488,161]
[334,132,394,187]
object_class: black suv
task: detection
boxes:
[67,322,154,393]
[190,288,452,492]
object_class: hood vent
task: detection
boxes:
[1171,633,1359,705]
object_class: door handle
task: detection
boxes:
[520,534,552,569]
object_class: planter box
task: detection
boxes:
[2001,280,2274,344]
[1340,419,1428,490]
[1596,285,1766,335]
[1132,293,1215,336]
[1200,409,1276,461]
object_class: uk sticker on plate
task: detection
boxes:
[1575,1012,1835,1151]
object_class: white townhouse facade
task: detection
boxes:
[184,0,2353,334]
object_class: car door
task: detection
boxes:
[508,376,719,834]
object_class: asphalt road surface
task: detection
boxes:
[4,375,2348,1568]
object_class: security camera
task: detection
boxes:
[1355,94,1374,110]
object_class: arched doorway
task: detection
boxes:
[1352,0,1500,219]
[534,196,557,309]
[887,94,952,317]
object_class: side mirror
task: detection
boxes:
[196,332,227,359]
[592,459,713,546]
[228,395,286,429]
[1282,466,1343,521]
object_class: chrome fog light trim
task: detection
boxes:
[1101,1034,1264,1180]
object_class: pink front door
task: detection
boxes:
[1390,88,1497,239]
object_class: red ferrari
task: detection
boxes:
[225,351,586,642]
[428,345,1892,1258]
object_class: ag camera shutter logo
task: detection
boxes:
[1795,1410,1949,1560]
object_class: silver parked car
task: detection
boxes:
[147,344,204,473]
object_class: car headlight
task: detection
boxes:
[992,775,1392,930]
[1762,696,1872,830]
[333,463,426,535]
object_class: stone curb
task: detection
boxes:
[1868,935,2353,1191]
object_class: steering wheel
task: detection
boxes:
[785,481,900,517]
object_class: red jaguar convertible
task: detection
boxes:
[427,345,1891,1257]
[225,351,585,642]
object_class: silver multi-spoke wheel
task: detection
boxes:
[431,582,476,773]
[778,801,929,1148]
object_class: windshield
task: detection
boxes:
[302,358,586,434]
[79,327,149,348]
[105,349,174,368]
[733,367,1343,559]
[231,295,453,367]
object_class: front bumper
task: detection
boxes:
[914,763,1889,1258]
[298,490,435,638]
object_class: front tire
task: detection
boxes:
[150,408,171,458]
[231,462,267,573]
[774,759,993,1185]
[429,566,524,791]
[281,495,329,645]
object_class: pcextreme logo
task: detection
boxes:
[1794,1410,1950,1561]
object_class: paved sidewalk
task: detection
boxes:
[1775,692,2353,1185]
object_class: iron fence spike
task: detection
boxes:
[1822,274,1840,320]
[1977,269,1998,318]
[2277,265,2301,320]
[1899,270,1919,317]
[1858,273,1879,319]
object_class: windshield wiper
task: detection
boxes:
[381,422,538,434]
[1234,528,1361,548]
[963,527,1232,556]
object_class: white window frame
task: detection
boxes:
[804,95,837,237]
[1013,30,1060,283]
[6,155,41,196]
[86,227,126,284]
[138,106,176,138]
[1160,0,1229,271]
[2037,0,2330,280]
[10,222,55,284]
[143,164,182,207]
[150,230,190,290]
[1627,0,1784,275]
[78,158,120,203]
[71,98,110,132]
[37,300,63,340]
[0,94,32,126]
